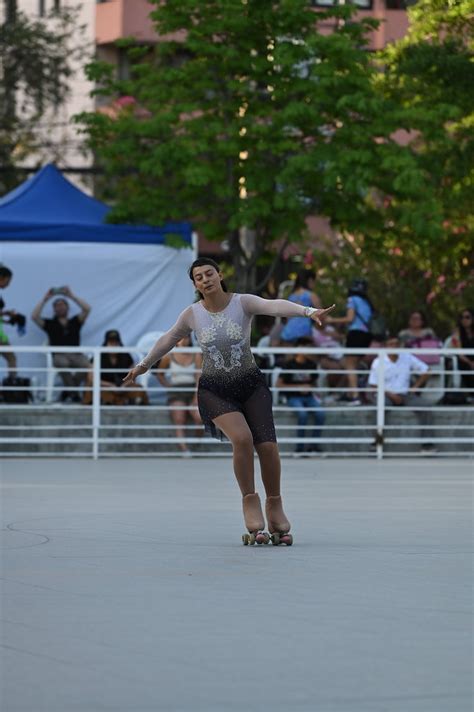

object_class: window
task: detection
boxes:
[385,0,417,7]
[53,0,61,10]
[311,0,373,8]
[38,0,45,16]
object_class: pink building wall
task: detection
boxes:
[96,0,410,48]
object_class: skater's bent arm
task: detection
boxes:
[138,307,193,370]
[240,294,335,325]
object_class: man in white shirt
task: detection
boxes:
[369,334,437,452]
[368,335,430,405]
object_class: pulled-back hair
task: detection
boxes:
[0,265,13,280]
[294,270,315,290]
[189,258,228,299]
[458,308,474,347]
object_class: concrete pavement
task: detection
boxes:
[1,457,472,712]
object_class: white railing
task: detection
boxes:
[0,345,472,459]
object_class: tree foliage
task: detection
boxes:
[78,0,441,292]
[373,0,474,326]
[0,4,85,194]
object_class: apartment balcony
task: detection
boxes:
[96,0,158,46]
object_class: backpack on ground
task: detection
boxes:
[2,376,32,403]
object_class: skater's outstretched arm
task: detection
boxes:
[240,294,335,327]
[123,307,193,385]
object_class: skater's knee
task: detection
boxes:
[231,428,254,450]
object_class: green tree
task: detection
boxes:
[373,0,474,327]
[0,2,85,194]
[77,0,436,292]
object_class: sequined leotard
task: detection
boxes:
[140,293,313,442]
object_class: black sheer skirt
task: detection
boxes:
[197,366,277,444]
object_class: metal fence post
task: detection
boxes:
[376,352,385,460]
[92,349,101,459]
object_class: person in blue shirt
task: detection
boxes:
[326,278,374,405]
[280,271,321,343]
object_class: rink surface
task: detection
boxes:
[1,457,472,712]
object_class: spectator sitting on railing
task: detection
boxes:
[279,271,321,344]
[32,287,91,403]
[156,335,202,456]
[368,334,438,452]
[326,278,375,406]
[276,337,325,455]
[82,330,148,406]
[398,310,442,365]
[450,308,474,401]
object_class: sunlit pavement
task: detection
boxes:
[1,457,472,712]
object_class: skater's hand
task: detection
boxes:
[123,364,148,386]
[309,304,336,327]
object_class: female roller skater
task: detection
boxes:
[123,259,335,545]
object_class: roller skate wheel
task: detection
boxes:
[255,532,270,545]
[281,534,293,546]
[242,533,256,546]
[271,533,280,546]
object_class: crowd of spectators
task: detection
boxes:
[0,263,472,454]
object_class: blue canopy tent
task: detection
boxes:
[0,163,193,246]
[0,165,196,388]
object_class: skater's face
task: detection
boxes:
[191,264,224,296]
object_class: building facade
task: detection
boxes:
[6,0,413,198]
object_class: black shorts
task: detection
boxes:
[346,329,372,348]
[197,367,277,444]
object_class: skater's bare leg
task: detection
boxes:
[255,441,281,497]
[212,411,255,495]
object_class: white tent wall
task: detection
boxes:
[0,241,195,391]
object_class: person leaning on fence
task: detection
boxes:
[276,337,325,455]
[156,334,203,456]
[31,286,91,403]
[82,330,149,406]
[326,278,375,406]
[368,334,438,453]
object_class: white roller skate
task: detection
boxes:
[241,493,270,545]
[265,495,293,546]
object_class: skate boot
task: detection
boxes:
[265,495,293,546]
[242,493,270,545]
